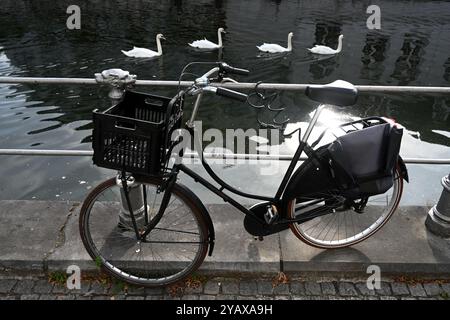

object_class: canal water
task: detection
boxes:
[0,0,449,205]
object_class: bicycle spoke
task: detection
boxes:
[152,227,200,236]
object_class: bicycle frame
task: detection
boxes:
[167,104,328,227]
[129,112,409,242]
[124,63,409,240]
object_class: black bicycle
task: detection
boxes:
[79,62,409,287]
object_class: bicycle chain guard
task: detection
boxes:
[243,202,290,237]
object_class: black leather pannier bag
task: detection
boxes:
[327,123,403,199]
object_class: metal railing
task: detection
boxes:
[0,148,448,164]
[0,71,449,165]
[2,76,450,93]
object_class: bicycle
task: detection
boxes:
[79,62,409,287]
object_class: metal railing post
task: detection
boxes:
[94,69,147,229]
[116,175,148,230]
[425,173,450,237]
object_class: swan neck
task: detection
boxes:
[156,37,163,54]
[217,30,223,47]
[287,35,293,51]
[336,37,343,52]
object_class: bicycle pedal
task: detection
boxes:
[264,205,279,225]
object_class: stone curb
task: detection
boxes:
[1,201,450,278]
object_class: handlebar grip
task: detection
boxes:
[226,66,250,76]
[216,87,248,102]
[219,63,250,76]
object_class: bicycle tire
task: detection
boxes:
[287,167,403,249]
[79,176,209,287]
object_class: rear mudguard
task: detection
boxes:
[398,155,409,183]
[176,182,215,256]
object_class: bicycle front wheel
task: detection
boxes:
[79,176,209,287]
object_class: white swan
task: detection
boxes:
[308,34,344,55]
[121,34,166,58]
[189,28,226,50]
[257,32,293,53]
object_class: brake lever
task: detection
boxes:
[221,77,238,83]
[186,86,202,96]
[209,75,238,84]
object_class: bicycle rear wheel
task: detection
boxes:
[79,176,209,287]
[287,168,403,249]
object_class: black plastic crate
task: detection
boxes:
[92,90,184,175]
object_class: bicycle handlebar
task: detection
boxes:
[188,63,249,102]
[215,87,248,102]
[185,62,250,126]
[218,62,250,76]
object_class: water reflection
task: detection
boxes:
[360,33,389,82]
[390,34,429,85]
[443,57,450,82]
[313,22,342,48]
[309,55,340,80]
[307,22,343,79]
[432,97,450,121]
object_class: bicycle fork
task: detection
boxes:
[120,172,177,241]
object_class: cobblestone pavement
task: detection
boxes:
[0,273,449,300]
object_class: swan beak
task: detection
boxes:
[161,36,166,40]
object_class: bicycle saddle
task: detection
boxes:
[305,80,358,107]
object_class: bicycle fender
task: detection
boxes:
[176,182,216,256]
[398,155,409,183]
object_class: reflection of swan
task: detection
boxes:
[121,34,165,58]
[308,34,343,55]
[257,32,293,53]
[188,28,225,50]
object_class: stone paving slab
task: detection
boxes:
[280,206,450,274]
[0,200,73,271]
[46,206,96,272]
[201,204,280,273]
[1,201,450,277]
